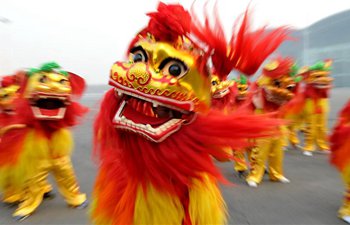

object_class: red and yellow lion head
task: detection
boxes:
[257,57,302,106]
[300,59,333,89]
[104,3,289,142]
[0,75,21,113]
[20,62,86,121]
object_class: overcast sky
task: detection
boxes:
[1,0,350,85]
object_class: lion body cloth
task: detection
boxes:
[91,3,290,225]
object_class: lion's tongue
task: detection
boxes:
[123,101,170,127]
[39,108,61,117]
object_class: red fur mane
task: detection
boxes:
[330,100,350,170]
[94,89,282,204]
[191,8,290,79]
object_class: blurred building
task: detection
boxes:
[230,10,350,87]
[281,9,350,87]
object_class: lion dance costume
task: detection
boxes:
[330,100,350,223]
[299,60,333,156]
[0,74,23,204]
[245,57,302,187]
[91,3,290,225]
[0,62,88,220]
[211,73,252,177]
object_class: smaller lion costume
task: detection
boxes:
[0,62,88,220]
[299,60,333,156]
[245,57,302,187]
[0,73,24,204]
[211,74,252,176]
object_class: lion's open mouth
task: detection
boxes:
[264,87,294,105]
[312,82,331,89]
[2,108,15,115]
[30,93,69,120]
[236,93,247,101]
[113,89,194,142]
[212,88,229,99]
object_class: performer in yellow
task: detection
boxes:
[245,57,302,187]
[299,60,333,156]
[0,74,23,204]
[0,62,88,220]
[330,99,350,223]
[211,74,252,177]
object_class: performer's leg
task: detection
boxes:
[268,138,289,183]
[303,100,316,155]
[2,187,24,204]
[316,99,330,151]
[246,138,271,187]
[288,124,300,147]
[13,160,51,218]
[233,151,248,171]
[51,156,86,207]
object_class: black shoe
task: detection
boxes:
[237,170,248,179]
[3,202,18,208]
[43,191,55,200]
[13,214,30,221]
[71,200,89,209]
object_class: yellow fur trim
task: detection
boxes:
[0,128,72,190]
[304,98,329,114]
[2,130,48,189]
[134,184,184,225]
[89,199,113,225]
[50,128,73,157]
[188,175,227,225]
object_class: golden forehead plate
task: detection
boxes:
[25,72,71,96]
[264,60,279,71]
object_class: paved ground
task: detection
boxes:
[1,86,350,225]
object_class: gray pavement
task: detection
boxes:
[1,87,350,225]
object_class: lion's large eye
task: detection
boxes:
[273,79,281,88]
[59,79,68,85]
[1,94,8,99]
[212,80,218,86]
[130,46,148,63]
[159,58,188,78]
[39,75,47,83]
[286,84,296,91]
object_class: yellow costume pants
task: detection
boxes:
[233,147,253,172]
[303,98,329,152]
[13,156,86,217]
[233,151,248,172]
[246,136,285,184]
[2,185,25,204]
[338,165,350,218]
[2,181,51,204]
[288,123,301,146]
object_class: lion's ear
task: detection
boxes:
[68,72,86,98]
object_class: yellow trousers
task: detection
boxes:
[2,185,25,204]
[303,98,329,152]
[246,136,285,184]
[338,165,350,218]
[288,124,300,146]
[233,148,253,172]
[233,151,248,172]
[2,182,52,204]
[13,156,86,217]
